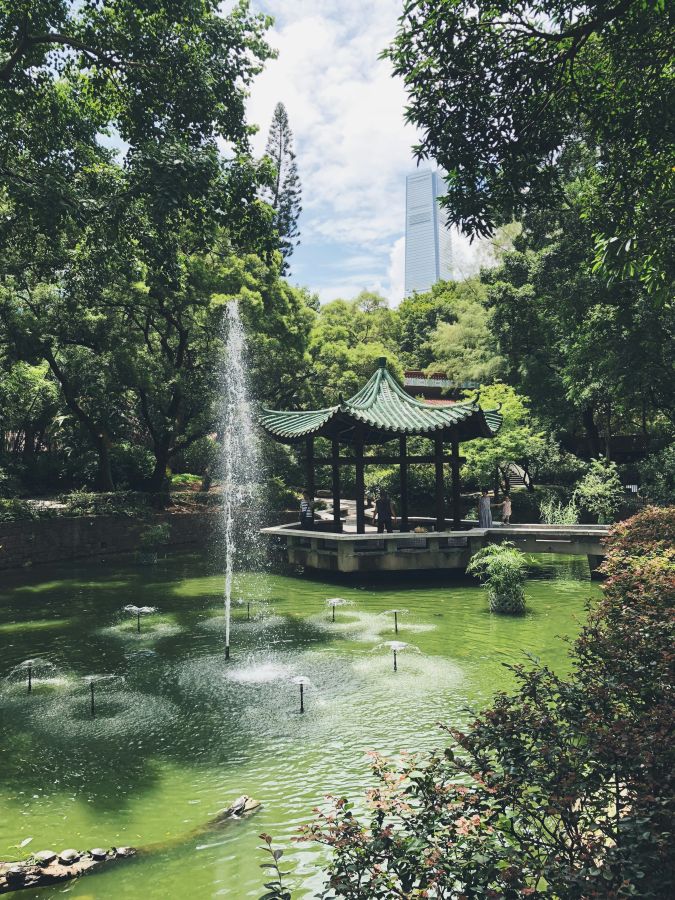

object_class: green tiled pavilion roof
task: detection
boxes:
[260,361,502,444]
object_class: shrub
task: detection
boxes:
[638,443,675,505]
[303,507,675,898]
[539,494,579,525]
[466,541,528,614]
[574,457,624,523]
[0,498,38,522]
[138,523,171,550]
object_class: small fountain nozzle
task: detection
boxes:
[293,676,309,714]
[225,644,230,660]
[393,649,397,672]
[90,681,95,717]
[27,663,32,693]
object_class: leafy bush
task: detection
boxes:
[539,494,579,525]
[265,476,298,511]
[302,507,675,898]
[171,473,202,488]
[638,443,675,505]
[110,442,155,490]
[138,523,171,550]
[0,498,38,522]
[466,541,528,613]
[574,457,624,523]
[62,491,150,517]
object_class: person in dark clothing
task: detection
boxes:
[299,490,316,529]
[374,489,397,533]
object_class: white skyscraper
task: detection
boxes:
[404,169,453,296]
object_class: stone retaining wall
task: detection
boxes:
[0,512,219,571]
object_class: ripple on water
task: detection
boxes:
[30,688,179,743]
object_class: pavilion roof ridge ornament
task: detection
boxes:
[259,362,503,444]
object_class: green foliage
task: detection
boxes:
[485,154,674,443]
[264,476,298,512]
[461,383,545,490]
[261,102,302,272]
[429,280,504,383]
[539,494,579,526]
[304,507,675,897]
[574,458,624,524]
[257,832,292,900]
[385,1,672,295]
[170,473,202,487]
[467,542,528,614]
[638,443,675,506]
[138,523,171,551]
[0,498,38,522]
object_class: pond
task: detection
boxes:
[0,553,598,898]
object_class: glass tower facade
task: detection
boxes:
[404,169,453,296]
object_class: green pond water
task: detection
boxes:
[0,553,599,898]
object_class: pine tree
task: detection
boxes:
[262,102,302,273]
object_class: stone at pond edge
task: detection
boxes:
[34,851,56,866]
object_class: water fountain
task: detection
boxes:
[82,675,123,717]
[4,658,61,693]
[384,608,408,634]
[123,605,158,633]
[375,640,420,672]
[325,597,351,622]
[218,302,262,660]
[292,676,310,713]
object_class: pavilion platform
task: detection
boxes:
[260,521,610,576]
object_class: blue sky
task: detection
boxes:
[247,0,419,304]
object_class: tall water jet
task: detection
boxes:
[218,302,262,660]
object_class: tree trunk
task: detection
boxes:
[43,349,115,492]
[94,434,115,492]
[147,440,171,492]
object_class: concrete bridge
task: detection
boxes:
[260,522,610,576]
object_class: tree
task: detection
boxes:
[385,0,673,295]
[261,102,302,273]
[398,280,469,368]
[307,292,401,405]
[304,507,675,898]
[460,383,546,494]
[0,0,278,490]
[430,281,504,384]
[484,152,675,444]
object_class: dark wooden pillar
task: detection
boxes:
[451,440,461,529]
[331,438,341,533]
[305,436,315,498]
[355,439,365,534]
[399,435,409,532]
[434,434,445,532]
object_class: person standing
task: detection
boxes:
[478,488,493,528]
[299,490,316,529]
[501,492,512,525]
[374,489,397,533]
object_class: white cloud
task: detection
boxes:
[247,2,487,302]
[386,236,406,305]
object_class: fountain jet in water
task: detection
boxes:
[325,597,351,622]
[292,676,310,713]
[219,303,262,660]
[123,605,158,634]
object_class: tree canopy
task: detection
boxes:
[385,0,673,294]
